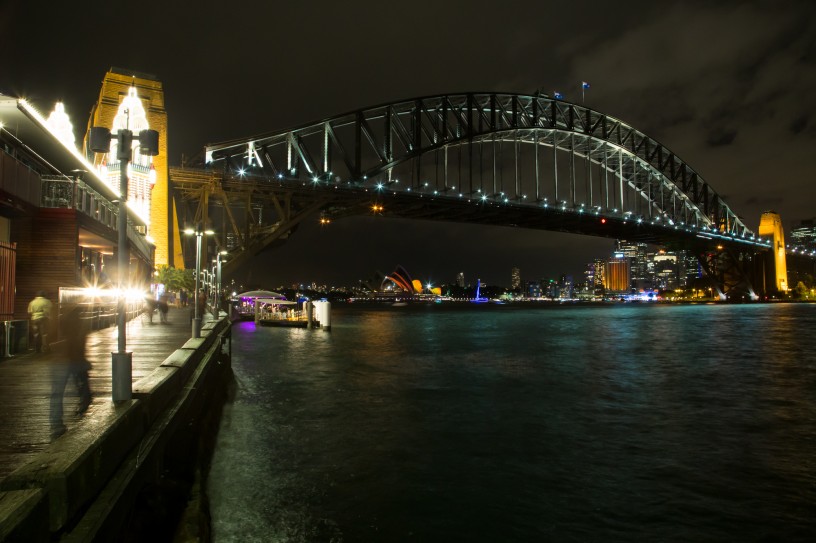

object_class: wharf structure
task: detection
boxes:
[0,70,231,540]
[0,93,153,332]
[0,68,185,348]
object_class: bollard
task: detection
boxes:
[111,351,132,401]
[313,301,331,331]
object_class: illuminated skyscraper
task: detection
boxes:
[456,272,465,288]
[653,250,679,290]
[585,263,595,289]
[790,219,816,251]
[604,258,630,293]
[559,274,574,299]
[616,239,649,289]
[511,267,521,290]
[589,259,606,291]
[526,281,542,298]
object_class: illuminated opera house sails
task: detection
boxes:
[381,265,442,296]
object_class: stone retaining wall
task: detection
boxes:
[0,319,231,542]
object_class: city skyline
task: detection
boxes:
[240,239,689,294]
[4,0,814,286]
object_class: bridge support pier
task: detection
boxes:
[758,211,788,296]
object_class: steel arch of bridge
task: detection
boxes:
[205,92,766,248]
[190,92,783,298]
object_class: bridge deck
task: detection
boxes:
[0,306,213,480]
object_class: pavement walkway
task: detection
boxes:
[0,306,216,480]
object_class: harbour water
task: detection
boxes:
[207,303,816,542]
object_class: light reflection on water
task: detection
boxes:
[209,304,816,542]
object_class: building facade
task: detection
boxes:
[790,219,816,252]
[85,68,184,269]
[1,94,153,343]
[604,258,630,293]
[456,272,465,288]
[510,267,521,290]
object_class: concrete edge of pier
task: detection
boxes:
[0,318,232,542]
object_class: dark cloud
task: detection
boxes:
[706,129,738,147]
[744,196,785,206]
[789,115,809,135]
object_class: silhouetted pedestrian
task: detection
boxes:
[197,289,207,319]
[158,293,169,323]
[143,296,157,324]
[28,290,52,353]
[49,304,92,440]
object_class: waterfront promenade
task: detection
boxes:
[0,306,211,481]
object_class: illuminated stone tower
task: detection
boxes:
[758,211,788,292]
[85,68,184,268]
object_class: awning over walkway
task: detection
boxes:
[235,290,286,300]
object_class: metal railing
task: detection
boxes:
[0,148,42,206]
[40,176,153,261]
[0,320,28,359]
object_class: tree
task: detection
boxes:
[155,266,195,291]
[794,281,809,300]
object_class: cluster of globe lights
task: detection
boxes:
[231,161,772,249]
[788,245,816,256]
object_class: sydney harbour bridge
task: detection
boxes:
[170,92,796,299]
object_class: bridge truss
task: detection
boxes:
[175,93,774,297]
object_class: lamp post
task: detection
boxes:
[215,251,228,316]
[89,122,158,402]
[184,226,214,338]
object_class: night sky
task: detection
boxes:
[3,0,815,287]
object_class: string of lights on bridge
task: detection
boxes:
[231,164,773,250]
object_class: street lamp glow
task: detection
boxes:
[88,97,159,403]
[214,250,228,317]
[184,226,215,338]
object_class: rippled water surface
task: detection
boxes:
[208,303,816,542]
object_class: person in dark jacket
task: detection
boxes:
[49,304,92,440]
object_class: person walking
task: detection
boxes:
[142,295,157,324]
[28,290,52,353]
[158,292,169,323]
[49,304,92,440]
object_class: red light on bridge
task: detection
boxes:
[600,218,607,224]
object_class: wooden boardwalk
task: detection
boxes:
[0,306,214,480]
